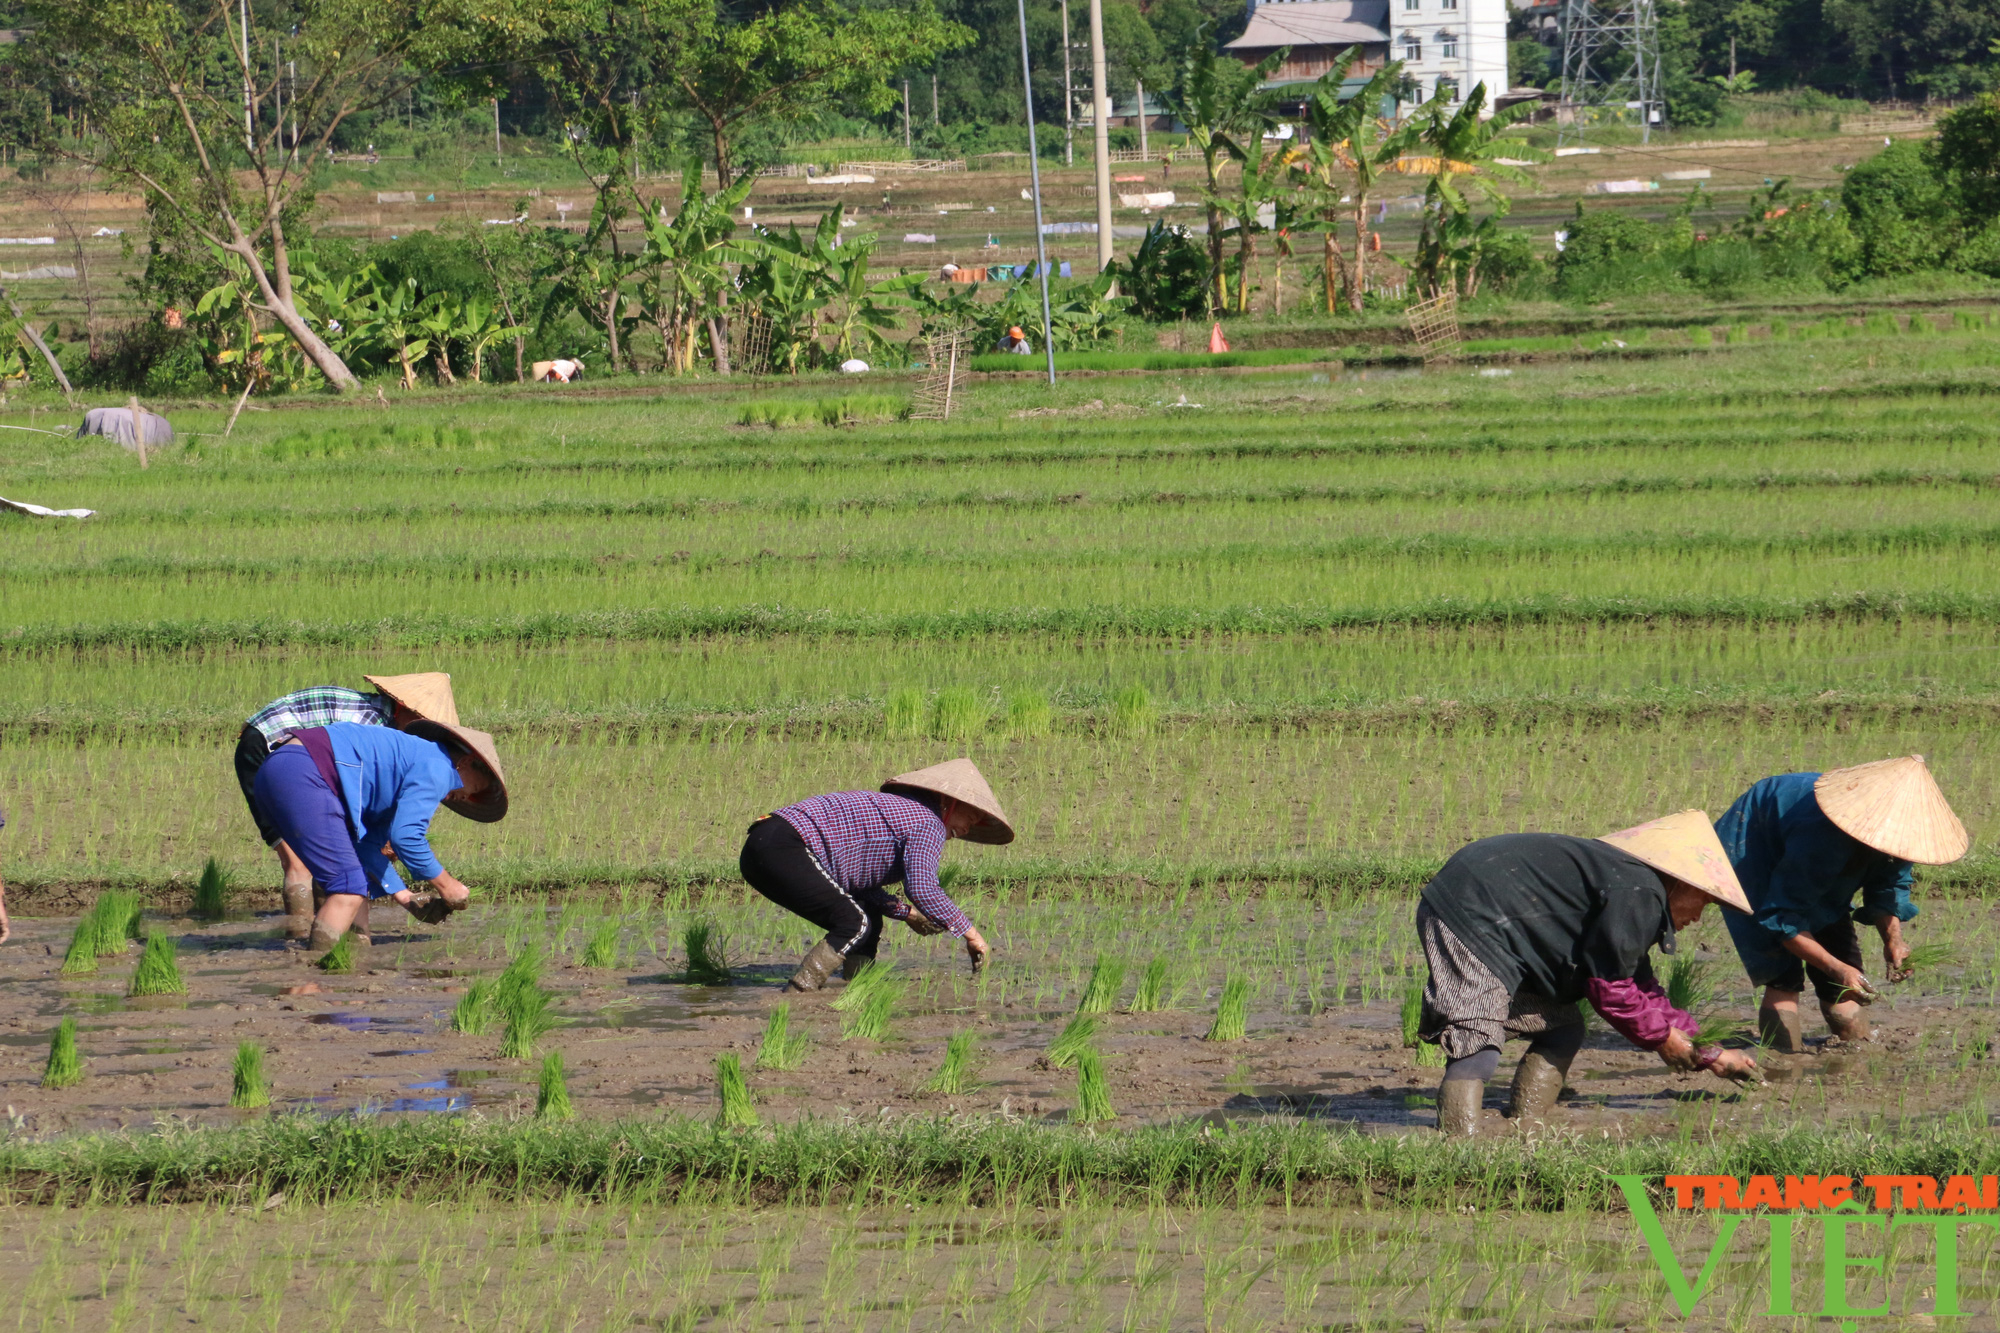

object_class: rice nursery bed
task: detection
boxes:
[5,328,2000,1326]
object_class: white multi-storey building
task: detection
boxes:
[1225,0,1509,114]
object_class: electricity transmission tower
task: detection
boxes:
[1556,0,1664,146]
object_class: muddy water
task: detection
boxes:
[0,909,1991,1138]
[0,1195,1987,1331]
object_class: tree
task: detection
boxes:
[1932,91,2000,220]
[1404,83,1544,296]
[1158,32,1285,314]
[669,0,974,182]
[26,0,570,392]
[1294,58,1408,314]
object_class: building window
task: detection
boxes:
[1440,0,1457,9]
[1403,40,1421,60]
[1404,0,1420,10]
[1440,33,1458,57]
[1437,76,1458,100]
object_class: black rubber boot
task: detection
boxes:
[281,882,314,940]
[788,941,843,992]
[1436,1079,1483,1135]
[1505,1028,1584,1122]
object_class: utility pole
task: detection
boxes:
[932,72,940,125]
[903,79,912,152]
[1014,0,1058,387]
[494,98,503,170]
[238,0,253,156]
[1088,0,1113,273]
[1061,0,1074,166]
[1136,77,1148,158]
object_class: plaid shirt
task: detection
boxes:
[776,790,971,935]
[246,687,392,742]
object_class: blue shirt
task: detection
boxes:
[1715,772,1916,941]
[324,723,460,892]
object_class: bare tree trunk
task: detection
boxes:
[708,316,731,374]
[1349,195,1371,315]
[604,288,622,371]
[432,349,456,385]
[1323,225,1344,312]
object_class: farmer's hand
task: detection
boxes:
[1658,1028,1700,1072]
[1833,964,1879,1004]
[963,926,990,972]
[427,871,472,911]
[904,908,945,937]
[1883,923,1913,983]
[1709,1049,1761,1084]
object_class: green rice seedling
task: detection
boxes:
[1689,326,1713,345]
[921,1032,976,1095]
[1400,976,1444,1066]
[230,1042,270,1108]
[127,933,186,996]
[495,945,544,1011]
[1046,1013,1099,1068]
[1005,689,1052,738]
[451,977,498,1035]
[41,1018,82,1089]
[192,857,231,919]
[1902,942,1955,974]
[1073,1048,1116,1123]
[684,919,732,985]
[499,986,559,1060]
[1769,318,1790,341]
[1206,975,1249,1042]
[59,920,98,975]
[1076,955,1127,1014]
[1907,312,1937,337]
[930,687,986,742]
[841,969,903,1042]
[830,959,894,1011]
[1664,953,1714,1014]
[715,1052,759,1129]
[317,930,359,974]
[1110,684,1155,735]
[816,394,910,426]
[535,1051,575,1121]
[581,915,621,969]
[883,687,925,737]
[755,1004,811,1071]
[1128,957,1170,1012]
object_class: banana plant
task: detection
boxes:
[636,167,754,374]
[415,294,464,385]
[1294,60,1415,313]
[1405,83,1546,297]
[743,209,916,368]
[358,277,431,389]
[194,277,291,393]
[1159,32,1288,314]
[459,298,521,384]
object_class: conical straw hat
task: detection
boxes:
[1815,755,1968,865]
[364,672,460,728]
[882,758,1014,845]
[1598,810,1751,913]
[406,719,508,823]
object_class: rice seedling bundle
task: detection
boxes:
[1073,1048,1116,1123]
[59,922,98,976]
[318,930,360,974]
[451,978,498,1035]
[500,985,559,1060]
[755,1004,810,1072]
[496,945,545,1011]
[715,1053,759,1129]
[684,920,732,985]
[930,687,986,742]
[230,1042,270,1108]
[830,960,895,1011]
[1046,1014,1099,1068]
[1664,954,1714,1014]
[581,916,621,969]
[1128,957,1170,1012]
[841,969,904,1042]
[41,1019,82,1089]
[1206,976,1249,1042]
[1077,956,1127,1014]
[921,1032,976,1095]
[883,687,925,737]
[1110,684,1155,736]
[535,1051,575,1121]
[1005,690,1052,738]
[192,857,232,918]
[1902,942,1955,974]
[1400,976,1445,1066]
[128,933,186,997]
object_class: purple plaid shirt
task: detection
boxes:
[775,791,971,935]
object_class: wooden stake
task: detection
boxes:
[130,395,147,468]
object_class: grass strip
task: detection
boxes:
[17,590,2000,655]
[9,1113,2000,1210]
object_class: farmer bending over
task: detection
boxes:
[1419,811,1760,1135]
[1717,756,1968,1053]
[237,673,460,936]
[741,759,1007,991]
[252,719,506,951]
[996,326,1033,355]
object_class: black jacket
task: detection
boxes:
[1420,833,1676,1002]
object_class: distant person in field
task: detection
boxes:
[740,759,1008,991]
[0,802,11,944]
[252,719,507,951]
[1418,811,1761,1135]
[237,674,460,938]
[996,326,1033,355]
[1715,756,1968,1054]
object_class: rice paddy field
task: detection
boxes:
[5,321,2000,1328]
